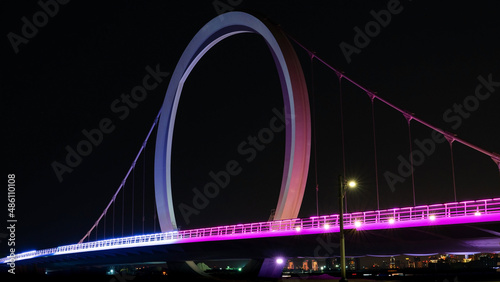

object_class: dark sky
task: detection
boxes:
[2,1,500,256]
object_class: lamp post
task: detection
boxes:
[338,175,356,282]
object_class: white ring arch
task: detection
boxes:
[154,11,311,232]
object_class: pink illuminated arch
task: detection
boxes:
[154,11,311,232]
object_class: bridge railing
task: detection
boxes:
[50,197,500,254]
[2,197,500,264]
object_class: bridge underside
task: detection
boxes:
[9,222,500,275]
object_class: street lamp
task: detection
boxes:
[338,175,356,282]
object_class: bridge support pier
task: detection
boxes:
[243,258,284,279]
[166,261,211,278]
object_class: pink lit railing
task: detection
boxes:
[2,198,500,263]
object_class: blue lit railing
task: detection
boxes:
[2,197,500,264]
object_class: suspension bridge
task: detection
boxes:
[2,11,499,278]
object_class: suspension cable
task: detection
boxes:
[285,32,500,169]
[78,109,162,243]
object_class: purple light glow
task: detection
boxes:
[354,221,362,228]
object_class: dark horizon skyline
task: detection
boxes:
[3,1,500,255]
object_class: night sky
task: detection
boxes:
[2,1,500,257]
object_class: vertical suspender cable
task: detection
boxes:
[142,144,146,235]
[122,181,125,237]
[368,93,380,210]
[404,114,416,206]
[310,54,320,217]
[153,200,157,233]
[131,166,135,235]
[338,73,347,213]
[103,211,106,239]
[153,139,157,233]
[112,198,115,238]
[445,135,457,202]
[450,142,457,202]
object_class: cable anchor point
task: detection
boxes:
[366,91,377,102]
[403,111,414,124]
[444,131,457,145]
[336,71,344,80]
[307,50,317,60]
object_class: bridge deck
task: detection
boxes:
[2,197,500,264]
